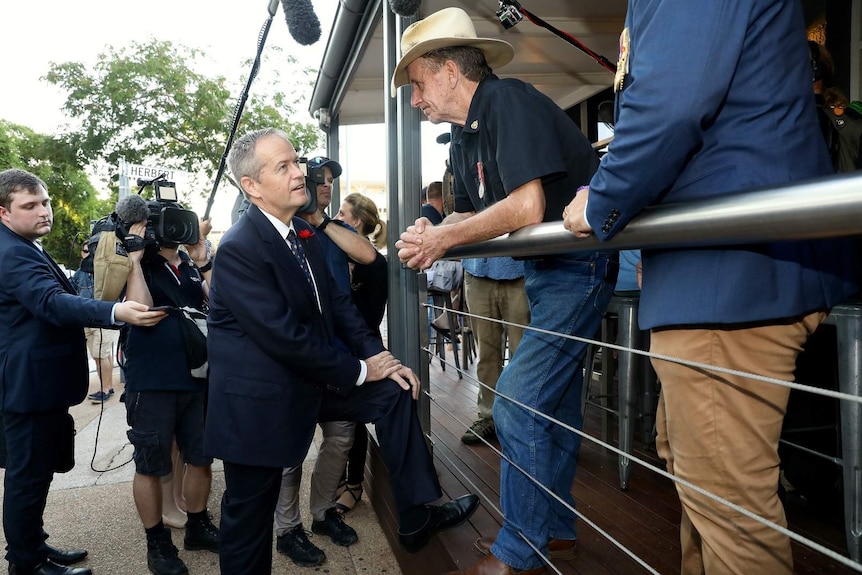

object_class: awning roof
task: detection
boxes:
[309,0,627,125]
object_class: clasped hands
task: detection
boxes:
[395,217,444,271]
[365,350,420,400]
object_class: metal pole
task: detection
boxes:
[445,172,862,259]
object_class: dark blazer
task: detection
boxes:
[586,0,858,329]
[0,224,114,413]
[205,205,384,468]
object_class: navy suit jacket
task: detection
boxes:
[204,205,385,468]
[587,0,858,329]
[0,224,114,413]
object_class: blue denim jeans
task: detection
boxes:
[491,252,615,570]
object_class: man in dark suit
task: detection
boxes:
[205,127,479,575]
[0,168,167,575]
[420,181,444,225]
[565,1,859,573]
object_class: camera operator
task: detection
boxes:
[122,217,217,575]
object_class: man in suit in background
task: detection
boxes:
[565,1,859,573]
[420,181,444,225]
[205,128,479,575]
[0,168,166,575]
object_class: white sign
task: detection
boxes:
[121,162,186,182]
[117,159,193,200]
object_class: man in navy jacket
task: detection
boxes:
[0,168,165,575]
[205,128,478,575]
[565,1,859,573]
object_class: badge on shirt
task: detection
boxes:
[614,27,630,93]
[477,161,486,199]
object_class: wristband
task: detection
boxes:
[317,216,332,231]
[197,260,213,274]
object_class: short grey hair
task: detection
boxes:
[227,128,293,187]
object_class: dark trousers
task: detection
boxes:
[219,379,441,575]
[3,410,67,567]
[345,424,368,485]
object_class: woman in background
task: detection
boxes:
[333,193,388,512]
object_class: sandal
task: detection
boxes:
[334,483,363,514]
[335,480,347,499]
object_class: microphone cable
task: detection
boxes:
[502,0,617,74]
[89,326,134,473]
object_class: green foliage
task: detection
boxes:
[44,39,323,196]
[2,39,322,268]
[0,121,104,267]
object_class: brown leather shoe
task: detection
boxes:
[444,553,545,575]
[474,535,577,561]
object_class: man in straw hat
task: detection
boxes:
[394,8,616,575]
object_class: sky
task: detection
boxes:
[0,0,449,230]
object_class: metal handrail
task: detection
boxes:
[444,171,862,259]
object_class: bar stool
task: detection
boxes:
[429,288,462,378]
[582,294,658,490]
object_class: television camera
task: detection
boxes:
[88,174,199,254]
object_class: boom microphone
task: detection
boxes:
[388,0,421,16]
[280,0,321,46]
[115,194,149,226]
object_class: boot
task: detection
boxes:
[183,512,219,552]
[146,529,188,575]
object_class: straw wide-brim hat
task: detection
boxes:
[391,7,514,93]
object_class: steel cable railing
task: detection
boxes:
[425,303,862,407]
[426,375,661,575]
[420,308,862,572]
[416,171,862,571]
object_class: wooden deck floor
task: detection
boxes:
[369,351,859,574]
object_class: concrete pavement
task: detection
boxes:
[0,368,401,575]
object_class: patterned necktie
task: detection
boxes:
[286,230,314,288]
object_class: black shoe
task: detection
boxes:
[44,546,87,566]
[9,560,92,575]
[311,508,358,547]
[183,513,219,552]
[461,418,496,445]
[276,525,326,567]
[398,494,480,553]
[147,530,188,575]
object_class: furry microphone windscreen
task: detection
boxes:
[388,0,420,17]
[281,0,321,46]
[115,194,149,225]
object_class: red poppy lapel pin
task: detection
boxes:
[298,229,314,240]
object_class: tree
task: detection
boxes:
[45,39,322,197]
[0,121,110,267]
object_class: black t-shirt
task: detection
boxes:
[451,75,599,224]
[350,251,388,341]
[124,251,206,392]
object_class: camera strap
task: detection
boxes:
[144,253,206,312]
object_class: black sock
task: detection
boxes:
[145,521,166,540]
[187,510,208,524]
[399,506,430,534]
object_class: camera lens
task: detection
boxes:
[159,207,199,245]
